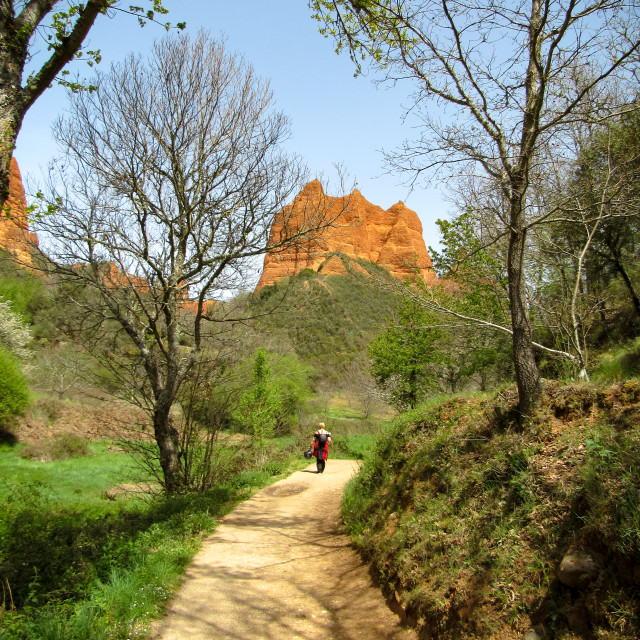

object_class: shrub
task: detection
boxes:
[19,434,92,462]
[594,338,640,382]
[50,434,92,460]
[0,347,29,423]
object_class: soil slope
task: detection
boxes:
[152,459,415,640]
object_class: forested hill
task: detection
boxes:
[241,254,401,379]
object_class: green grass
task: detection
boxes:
[0,439,306,640]
[330,434,377,459]
[341,381,640,639]
[325,406,363,420]
[0,443,140,512]
[593,337,640,381]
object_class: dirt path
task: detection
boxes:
[151,459,416,640]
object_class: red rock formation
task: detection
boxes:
[0,157,38,266]
[101,262,150,292]
[256,180,437,288]
[74,261,217,316]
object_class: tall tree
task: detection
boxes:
[35,32,337,493]
[0,0,182,206]
[368,301,442,409]
[574,109,640,322]
[311,0,640,415]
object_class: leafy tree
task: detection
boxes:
[233,348,312,441]
[0,1,183,207]
[430,210,510,328]
[368,302,442,410]
[311,0,640,416]
[234,348,280,446]
[35,33,333,493]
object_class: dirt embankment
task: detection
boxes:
[5,395,147,445]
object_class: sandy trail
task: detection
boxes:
[151,459,416,640]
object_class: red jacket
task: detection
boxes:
[312,429,331,460]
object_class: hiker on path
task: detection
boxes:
[311,422,332,473]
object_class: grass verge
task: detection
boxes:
[0,442,306,640]
[342,380,640,639]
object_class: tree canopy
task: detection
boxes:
[311,0,640,415]
[0,1,183,206]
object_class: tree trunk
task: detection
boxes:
[613,257,640,319]
[153,396,183,493]
[508,196,541,419]
[0,105,17,205]
[0,10,26,206]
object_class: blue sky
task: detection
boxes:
[15,0,449,250]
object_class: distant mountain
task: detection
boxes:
[256,180,437,289]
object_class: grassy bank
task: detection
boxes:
[342,381,640,639]
[0,439,307,640]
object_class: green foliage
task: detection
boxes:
[232,348,312,442]
[398,213,513,393]
[368,301,443,409]
[234,347,278,444]
[310,0,409,73]
[593,338,640,382]
[0,479,223,635]
[0,252,61,343]
[431,211,506,290]
[0,275,44,323]
[19,1,184,93]
[342,381,640,638]
[0,348,29,423]
[429,211,510,327]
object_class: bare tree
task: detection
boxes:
[32,347,91,398]
[311,0,640,416]
[0,1,182,207]
[35,32,339,492]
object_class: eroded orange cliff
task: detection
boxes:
[0,157,38,265]
[256,180,437,288]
